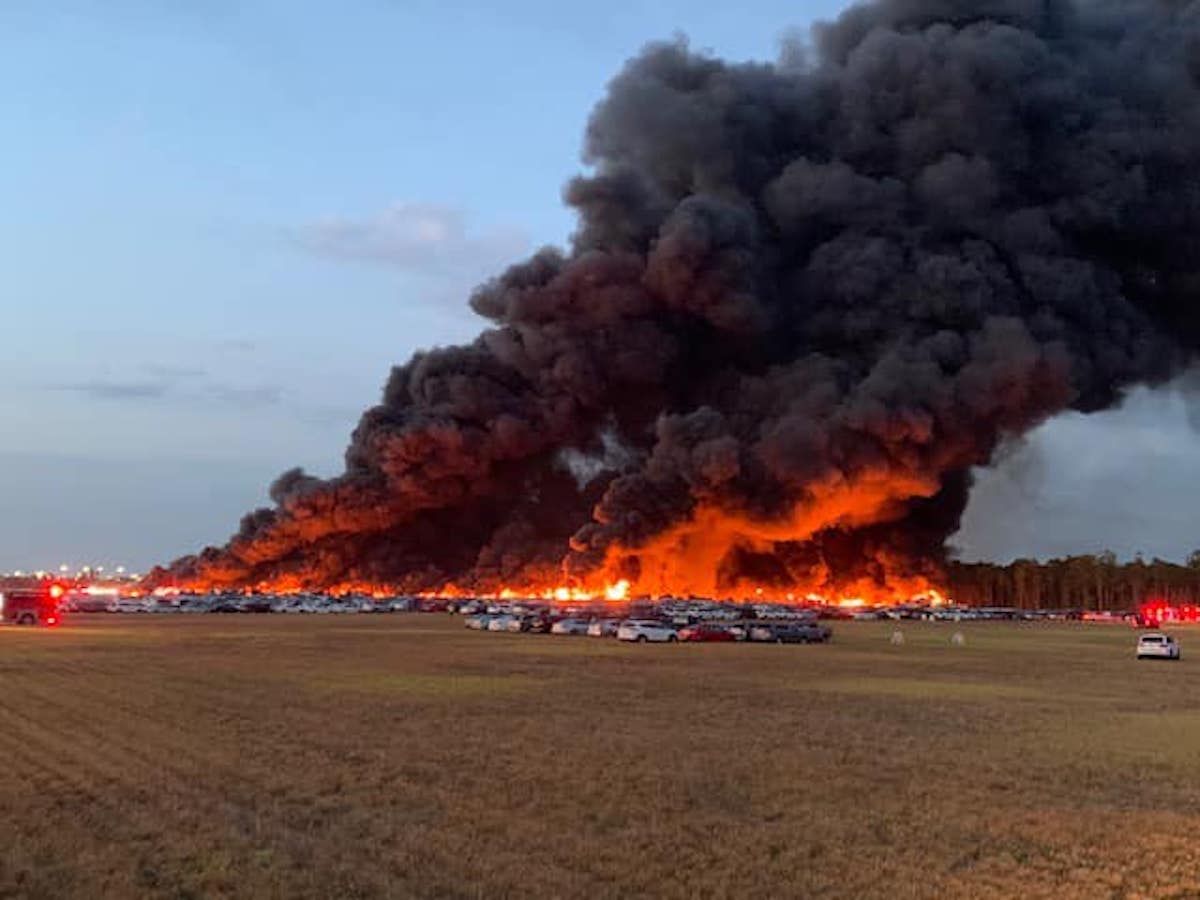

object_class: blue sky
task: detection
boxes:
[2,0,1198,572]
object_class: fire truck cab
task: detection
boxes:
[0,585,63,627]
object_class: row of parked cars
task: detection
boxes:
[849,606,1136,622]
[63,592,420,614]
[464,611,832,644]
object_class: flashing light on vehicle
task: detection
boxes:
[48,584,65,600]
[1138,601,1200,625]
[45,615,58,627]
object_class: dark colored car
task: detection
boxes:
[748,622,831,644]
[524,614,561,634]
[509,613,546,632]
[209,600,242,613]
[678,623,737,642]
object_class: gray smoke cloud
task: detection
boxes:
[155,0,1200,597]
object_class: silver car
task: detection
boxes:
[487,615,516,632]
[616,620,678,643]
[550,618,591,636]
[1137,633,1181,660]
[586,619,621,637]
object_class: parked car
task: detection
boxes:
[586,619,621,638]
[525,615,557,634]
[726,623,751,641]
[487,615,516,632]
[748,622,832,644]
[678,623,737,642]
[209,600,242,613]
[550,618,591,636]
[506,613,543,632]
[114,598,149,613]
[75,596,118,613]
[464,614,492,630]
[617,620,679,643]
[1136,633,1181,660]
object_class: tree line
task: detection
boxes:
[947,551,1200,611]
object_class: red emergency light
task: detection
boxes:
[1138,601,1200,626]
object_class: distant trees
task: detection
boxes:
[947,552,1200,610]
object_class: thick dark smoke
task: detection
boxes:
[157,0,1200,596]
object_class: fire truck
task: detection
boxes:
[0,584,64,627]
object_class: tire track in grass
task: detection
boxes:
[0,620,491,897]
[0,682,300,898]
[0,650,127,854]
[23,663,347,786]
[3,678,273,828]
[31,654,410,777]
[2,669,367,870]
[0,703,125,814]
[0,664,253,829]
[35,648,356,749]
[22,667,342,788]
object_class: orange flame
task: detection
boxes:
[163,476,955,606]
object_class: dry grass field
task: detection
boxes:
[0,615,1198,899]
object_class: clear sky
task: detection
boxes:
[2,0,1198,573]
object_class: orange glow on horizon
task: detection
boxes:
[155,478,958,606]
[153,575,951,608]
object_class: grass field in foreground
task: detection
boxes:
[0,616,1197,899]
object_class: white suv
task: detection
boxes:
[617,620,678,643]
[1137,633,1181,660]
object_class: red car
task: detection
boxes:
[678,623,737,642]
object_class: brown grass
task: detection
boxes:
[0,615,1197,899]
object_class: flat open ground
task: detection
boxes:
[0,616,1197,899]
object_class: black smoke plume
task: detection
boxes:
[156,0,1200,597]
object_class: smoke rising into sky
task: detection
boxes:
[159,0,1200,596]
